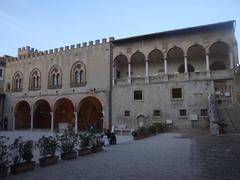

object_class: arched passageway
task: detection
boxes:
[33,99,51,129]
[54,98,74,129]
[148,49,164,75]
[178,63,195,73]
[131,51,145,77]
[187,44,205,72]
[209,42,229,70]
[167,47,184,74]
[15,101,31,129]
[210,61,226,71]
[114,54,128,79]
[78,96,103,132]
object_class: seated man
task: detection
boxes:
[105,129,117,145]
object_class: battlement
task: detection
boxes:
[16,37,114,60]
[0,55,17,63]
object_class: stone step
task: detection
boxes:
[217,105,240,134]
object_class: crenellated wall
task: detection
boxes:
[4,37,115,130]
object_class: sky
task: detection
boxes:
[0,0,240,57]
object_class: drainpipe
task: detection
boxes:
[109,40,113,130]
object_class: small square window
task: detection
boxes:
[172,88,182,99]
[124,111,130,117]
[153,110,160,116]
[200,109,208,116]
[179,109,187,117]
[134,90,143,100]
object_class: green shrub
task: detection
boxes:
[78,133,91,149]
[37,136,58,158]
[0,136,9,167]
[56,130,77,154]
[148,125,156,134]
[9,137,34,165]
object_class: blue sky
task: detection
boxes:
[0,0,240,56]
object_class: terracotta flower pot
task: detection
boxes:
[10,161,35,175]
[39,156,59,167]
[61,151,77,160]
[78,148,91,156]
[0,165,8,178]
[133,136,141,140]
[91,145,103,153]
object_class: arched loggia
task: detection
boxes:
[33,99,51,129]
[78,96,103,132]
[54,98,75,129]
[15,101,31,129]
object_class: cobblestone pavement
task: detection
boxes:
[3,132,240,180]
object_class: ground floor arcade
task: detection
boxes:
[13,96,105,132]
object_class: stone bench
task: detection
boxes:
[165,120,173,128]
[114,125,132,135]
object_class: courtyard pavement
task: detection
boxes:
[1,131,240,180]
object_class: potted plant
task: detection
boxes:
[9,137,35,175]
[132,130,141,140]
[56,130,77,160]
[90,134,103,153]
[148,125,157,135]
[77,133,92,156]
[0,136,9,178]
[37,136,59,167]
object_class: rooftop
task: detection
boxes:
[113,20,236,45]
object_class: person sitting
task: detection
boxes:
[106,129,117,145]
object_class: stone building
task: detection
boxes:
[0,20,239,132]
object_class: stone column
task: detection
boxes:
[164,58,168,74]
[145,60,149,82]
[229,51,233,69]
[13,115,15,130]
[74,112,78,132]
[50,112,54,132]
[128,63,131,84]
[184,56,188,73]
[206,53,210,71]
[112,66,115,85]
[30,110,33,130]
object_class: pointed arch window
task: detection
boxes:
[12,72,23,91]
[70,61,86,87]
[48,66,62,89]
[30,69,41,90]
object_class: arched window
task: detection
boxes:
[12,71,23,91]
[29,69,41,90]
[70,61,86,87]
[48,65,62,89]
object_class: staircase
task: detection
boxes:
[217,106,240,134]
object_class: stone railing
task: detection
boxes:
[115,78,128,85]
[132,76,145,84]
[113,69,234,86]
